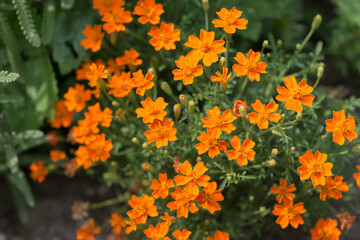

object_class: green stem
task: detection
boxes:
[312,131,330,151]
[225,33,231,68]
[328,150,350,157]
[193,81,210,100]
[297,28,315,53]
[204,10,209,31]
[313,75,321,90]
[125,28,148,44]
[238,77,248,99]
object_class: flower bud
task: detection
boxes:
[142,163,155,174]
[317,66,324,79]
[262,40,269,48]
[196,156,202,162]
[188,100,195,114]
[202,0,209,11]
[296,112,302,121]
[148,68,156,82]
[226,173,232,181]
[110,33,117,45]
[296,43,301,51]
[160,81,173,96]
[249,195,254,201]
[164,150,169,155]
[352,144,360,153]
[277,39,283,48]
[219,56,226,69]
[264,159,276,167]
[142,142,152,150]
[220,82,227,91]
[112,101,120,107]
[179,94,188,107]
[290,146,296,151]
[170,216,177,224]
[233,100,248,117]
[271,148,279,156]
[174,104,181,121]
[271,129,282,136]
[312,14,322,30]
[259,206,266,213]
[132,137,140,145]
[266,53,271,58]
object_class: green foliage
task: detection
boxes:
[0,70,19,83]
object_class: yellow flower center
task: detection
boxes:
[309,161,323,173]
[134,205,146,216]
[201,43,212,53]
[336,121,350,135]
[291,88,303,100]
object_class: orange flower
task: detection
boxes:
[85,103,113,128]
[76,59,106,81]
[75,146,93,169]
[226,136,255,166]
[335,212,356,230]
[127,194,158,224]
[160,212,173,226]
[310,218,341,240]
[150,173,175,199]
[76,218,101,240]
[47,131,59,146]
[64,84,92,112]
[233,100,248,117]
[29,160,48,183]
[144,222,170,240]
[212,7,248,34]
[195,130,229,159]
[184,29,226,67]
[63,159,78,178]
[247,99,281,129]
[49,100,75,128]
[93,0,124,16]
[172,53,204,85]
[80,25,104,52]
[107,71,135,98]
[86,134,113,162]
[270,179,296,204]
[275,76,315,113]
[73,118,99,144]
[233,49,267,81]
[173,229,191,240]
[116,48,143,69]
[325,110,358,145]
[173,160,210,195]
[132,69,154,96]
[297,150,333,186]
[86,63,108,87]
[133,0,164,25]
[195,181,224,214]
[206,230,229,240]
[315,175,349,201]
[272,200,306,229]
[353,165,360,187]
[202,106,237,134]
[148,22,181,51]
[136,97,168,123]
[144,118,177,148]
[167,186,199,218]
[110,213,126,233]
[50,149,66,162]
[125,218,137,234]
[210,67,232,84]
[102,8,133,34]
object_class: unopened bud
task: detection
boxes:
[160,82,173,96]
[110,33,117,45]
[226,173,232,181]
[262,40,269,48]
[271,148,279,156]
[296,112,302,121]
[220,82,227,91]
[264,159,276,167]
[219,57,226,69]
[202,0,209,11]
[164,150,169,155]
[142,142,152,150]
[272,129,282,136]
[112,101,120,107]
[148,68,156,82]
[277,39,283,47]
[132,137,140,145]
[170,216,177,224]
[174,104,181,121]
[179,94,189,107]
[142,163,155,174]
[312,14,322,30]
[196,156,202,162]
[317,66,324,79]
[234,180,239,184]
[352,144,360,153]
[249,195,254,201]
[116,109,126,123]
[188,100,195,114]
[266,53,271,58]
[296,43,301,51]
[290,146,296,151]
[259,206,266,213]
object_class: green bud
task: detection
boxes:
[352,144,360,153]
[312,14,322,30]
[262,40,269,48]
[317,66,324,79]
[219,56,226,69]
[160,81,173,96]
[271,148,279,156]
[174,104,181,121]
[202,0,209,11]
[188,100,195,114]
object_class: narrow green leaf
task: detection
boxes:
[17,130,43,140]
[0,93,24,104]
[41,0,55,45]
[8,178,29,224]
[61,0,75,9]
[5,147,19,173]
[0,70,19,83]
[8,170,35,207]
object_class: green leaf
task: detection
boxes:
[41,0,56,45]
[5,147,18,172]
[0,93,24,104]
[0,70,19,83]
[16,135,47,154]
[8,178,29,224]
[8,170,35,207]
[61,0,75,9]
[315,41,323,56]
[17,130,43,140]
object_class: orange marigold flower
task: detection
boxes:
[310,218,341,240]
[315,175,349,201]
[86,63,108,87]
[233,100,248,117]
[195,130,229,159]
[144,118,177,148]
[116,48,143,69]
[195,181,224,214]
[125,218,137,234]
[73,119,99,144]
[325,110,358,145]
[174,160,210,195]
[212,7,248,34]
[353,165,360,187]
[272,200,306,229]
[50,149,66,162]
[167,186,199,218]
[132,69,154,96]
[206,230,229,240]
[76,59,106,81]
[86,134,113,162]
[173,156,181,174]
[64,84,92,112]
[184,29,226,67]
[233,49,267,81]
[107,71,135,98]
[148,22,181,51]
[270,179,296,204]
[160,212,173,226]
[226,136,255,166]
[173,229,191,240]
[75,146,93,169]
[110,213,126,233]
[150,173,175,199]
[202,106,237,134]
[85,103,113,128]
[47,131,60,146]
[127,194,158,224]
[210,67,232,84]
[335,211,356,231]
[76,218,101,240]
[80,25,104,52]
[93,0,124,16]
[275,76,315,113]
[49,100,75,128]
[247,99,281,129]
[136,97,168,123]
[297,150,333,186]
[133,0,164,25]
[172,53,204,85]
[29,160,48,183]
[144,222,170,240]
[102,8,133,34]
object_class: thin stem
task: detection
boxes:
[328,150,350,157]
[313,75,321,90]
[238,77,248,99]
[312,131,330,151]
[225,33,231,68]
[297,28,315,53]
[204,10,209,31]
[193,81,211,100]
[125,28,148,44]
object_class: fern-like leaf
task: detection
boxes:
[0,71,19,83]
[12,0,41,47]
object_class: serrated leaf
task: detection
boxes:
[8,170,35,207]
[213,162,225,171]
[41,0,55,45]
[17,130,43,140]
[0,70,19,83]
